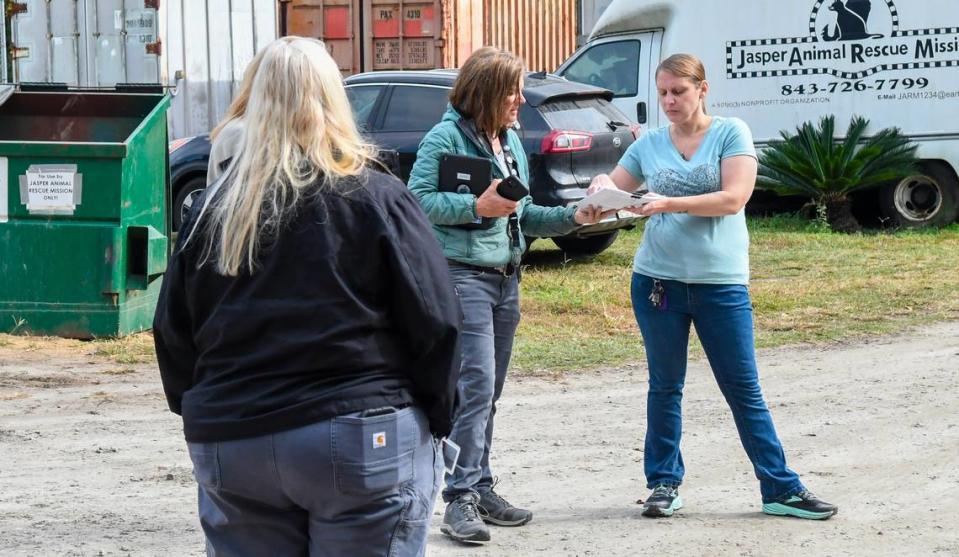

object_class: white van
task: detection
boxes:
[556,0,959,227]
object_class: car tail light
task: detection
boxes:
[629,123,642,140]
[168,136,194,153]
[541,130,593,154]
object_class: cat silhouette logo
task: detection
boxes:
[813,0,895,43]
[820,0,884,41]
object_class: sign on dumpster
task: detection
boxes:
[18,165,83,216]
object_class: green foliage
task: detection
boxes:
[512,220,959,372]
[757,115,919,201]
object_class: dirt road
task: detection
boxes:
[1,322,957,556]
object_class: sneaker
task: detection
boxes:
[478,483,533,526]
[641,485,683,518]
[762,490,838,520]
[441,493,491,544]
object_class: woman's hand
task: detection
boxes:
[574,204,616,225]
[636,197,675,217]
[587,173,618,195]
[475,179,518,218]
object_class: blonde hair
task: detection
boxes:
[210,37,296,140]
[656,53,708,114]
[189,36,377,276]
[449,47,525,137]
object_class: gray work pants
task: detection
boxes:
[186,406,441,557]
[442,265,520,502]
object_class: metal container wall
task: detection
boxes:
[484,0,577,72]
[7,1,161,90]
[3,0,278,139]
[0,90,170,338]
[281,0,576,75]
[281,0,362,75]
[364,0,443,71]
[162,0,278,138]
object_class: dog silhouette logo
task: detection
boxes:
[821,0,885,41]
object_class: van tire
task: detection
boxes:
[552,231,619,255]
[879,161,959,228]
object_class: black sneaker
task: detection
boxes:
[641,485,682,518]
[477,485,533,526]
[441,493,491,544]
[762,490,838,520]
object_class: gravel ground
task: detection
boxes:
[1,322,957,556]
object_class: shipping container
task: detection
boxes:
[279,0,577,74]
[1,0,278,139]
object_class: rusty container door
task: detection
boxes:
[484,0,577,72]
[364,0,442,71]
[281,0,362,75]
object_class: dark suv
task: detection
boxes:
[169,70,640,254]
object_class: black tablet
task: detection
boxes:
[438,154,492,197]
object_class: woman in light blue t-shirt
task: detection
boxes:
[589,54,837,521]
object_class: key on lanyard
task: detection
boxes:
[649,279,667,310]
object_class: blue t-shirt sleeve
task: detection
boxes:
[617,134,647,182]
[721,117,757,160]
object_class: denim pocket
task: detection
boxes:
[187,442,220,490]
[332,408,414,496]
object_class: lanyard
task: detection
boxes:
[497,136,522,260]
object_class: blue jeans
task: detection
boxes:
[186,406,441,557]
[631,273,805,503]
[442,265,520,502]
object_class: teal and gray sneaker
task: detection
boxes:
[762,490,838,520]
[641,485,683,518]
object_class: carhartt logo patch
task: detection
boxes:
[372,432,387,449]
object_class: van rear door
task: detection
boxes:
[557,31,661,127]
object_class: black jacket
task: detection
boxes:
[153,170,461,442]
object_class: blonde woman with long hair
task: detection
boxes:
[154,37,460,556]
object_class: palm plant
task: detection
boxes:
[757,115,919,233]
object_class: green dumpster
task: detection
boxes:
[0,88,171,338]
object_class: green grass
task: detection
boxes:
[513,216,959,373]
[90,333,156,364]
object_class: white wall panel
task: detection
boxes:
[182,0,213,135]
[0,2,7,82]
[207,0,236,129]
[230,0,256,94]
[252,0,277,53]
[6,0,276,139]
[163,0,187,138]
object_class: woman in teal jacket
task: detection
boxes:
[407,46,605,545]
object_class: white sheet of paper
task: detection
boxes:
[576,188,663,211]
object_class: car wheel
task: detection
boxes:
[552,231,619,256]
[879,162,959,228]
[172,176,207,232]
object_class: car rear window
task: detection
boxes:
[537,97,629,133]
[380,85,450,132]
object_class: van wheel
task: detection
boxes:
[552,231,619,255]
[173,176,207,232]
[880,162,959,228]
